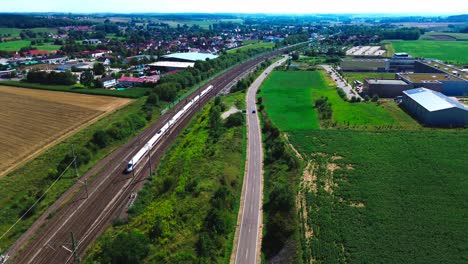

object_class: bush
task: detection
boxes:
[224,112,244,128]
[100,231,149,264]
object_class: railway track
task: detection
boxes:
[6,49,286,263]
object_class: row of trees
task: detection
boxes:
[26,70,76,85]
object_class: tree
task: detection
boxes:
[100,231,149,264]
[291,52,300,61]
[80,70,94,87]
[371,94,379,102]
[93,62,105,75]
[93,78,104,88]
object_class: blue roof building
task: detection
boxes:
[402,88,468,127]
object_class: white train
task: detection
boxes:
[126,85,214,172]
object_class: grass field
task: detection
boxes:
[0,40,61,52]
[227,41,275,54]
[260,70,417,130]
[1,81,151,99]
[0,28,57,37]
[260,71,319,131]
[389,40,468,64]
[0,40,31,52]
[342,72,396,85]
[290,129,468,263]
[0,86,131,177]
[419,32,468,41]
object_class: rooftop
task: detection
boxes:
[148,61,195,68]
[404,88,467,112]
[366,79,408,85]
[423,61,468,80]
[162,52,218,62]
[399,73,463,83]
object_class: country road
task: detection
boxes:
[233,56,288,264]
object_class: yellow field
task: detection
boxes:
[0,86,132,177]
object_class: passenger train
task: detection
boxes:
[126,85,213,172]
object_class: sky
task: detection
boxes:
[1,0,467,15]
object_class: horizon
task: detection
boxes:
[1,0,468,15]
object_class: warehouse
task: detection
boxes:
[161,52,218,62]
[148,61,195,72]
[402,88,468,127]
[364,79,411,98]
[340,58,389,72]
[397,73,468,96]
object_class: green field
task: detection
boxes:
[0,40,31,51]
[260,71,319,131]
[260,70,416,130]
[420,32,468,41]
[0,40,61,52]
[0,27,57,37]
[1,81,151,99]
[390,40,468,64]
[342,72,396,85]
[86,95,246,263]
[290,129,468,263]
[227,41,275,54]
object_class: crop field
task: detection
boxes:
[390,40,468,64]
[289,129,468,263]
[260,70,417,130]
[0,86,131,177]
[419,32,468,41]
[227,41,275,54]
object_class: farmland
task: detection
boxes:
[389,40,468,64]
[260,70,417,130]
[0,85,131,177]
[419,32,468,41]
[289,129,468,263]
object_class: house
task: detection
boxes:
[101,76,117,88]
[118,76,158,87]
[83,39,102,45]
[97,57,111,66]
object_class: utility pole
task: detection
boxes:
[70,144,78,178]
[71,232,80,264]
[146,144,153,175]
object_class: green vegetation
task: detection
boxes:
[260,71,320,131]
[1,81,151,99]
[227,41,275,54]
[260,110,301,263]
[341,72,396,85]
[289,129,468,263]
[419,32,468,41]
[0,27,57,37]
[0,40,31,51]
[0,97,164,251]
[85,95,246,263]
[389,40,468,64]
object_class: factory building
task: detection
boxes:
[402,88,468,127]
[161,52,218,63]
[340,58,389,72]
[397,73,468,96]
[363,79,411,98]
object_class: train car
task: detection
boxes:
[126,85,214,173]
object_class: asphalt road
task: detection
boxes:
[234,56,288,264]
[320,64,363,100]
